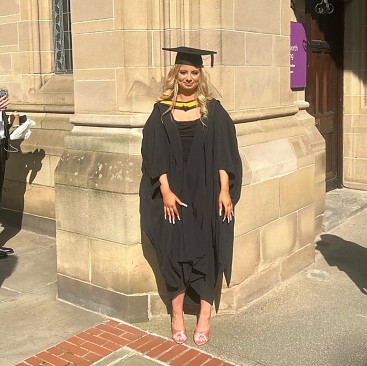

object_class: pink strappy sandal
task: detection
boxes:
[171,327,187,344]
[193,329,210,346]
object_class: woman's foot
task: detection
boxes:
[193,328,210,346]
[193,316,210,346]
[171,312,187,344]
[171,327,187,344]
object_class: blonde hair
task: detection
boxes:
[157,64,213,120]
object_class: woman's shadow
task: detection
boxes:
[316,234,367,294]
[0,141,45,288]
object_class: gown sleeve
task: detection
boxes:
[213,101,242,205]
[140,105,169,196]
[210,100,243,288]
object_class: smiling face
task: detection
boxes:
[176,64,201,95]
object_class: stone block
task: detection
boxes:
[289,135,314,169]
[56,230,90,281]
[244,139,297,183]
[235,67,280,109]
[118,68,163,113]
[260,213,297,268]
[235,178,280,236]
[74,68,115,83]
[114,0,150,30]
[315,214,324,235]
[279,165,315,216]
[74,80,116,113]
[72,19,114,35]
[90,239,161,294]
[344,157,367,185]
[274,35,290,66]
[19,128,70,156]
[6,151,51,187]
[71,0,113,22]
[19,0,31,20]
[24,184,55,218]
[10,52,32,74]
[344,133,367,159]
[0,23,18,46]
[314,151,326,184]
[209,67,236,111]
[231,229,260,286]
[49,155,60,187]
[38,0,52,20]
[233,264,281,308]
[222,31,245,66]
[0,54,12,75]
[2,181,55,219]
[281,69,294,103]
[221,0,235,29]
[199,0,221,28]
[57,274,149,322]
[62,128,143,155]
[55,185,140,244]
[280,243,315,281]
[0,0,19,16]
[234,0,280,34]
[73,32,124,69]
[55,149,141,194]
[149,293,171,318]
[303,125,325,154]
[122,31,150,67]
[238,148,252,185]
[314,180,326,217]
[245,33,273,66]
[281,0,291,36]
[344,95,362,114]
[297,204,315,249]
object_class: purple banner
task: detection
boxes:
[290,21,307,88]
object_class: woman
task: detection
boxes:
[140,47,242,346]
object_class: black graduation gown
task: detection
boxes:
[139,98,242,305]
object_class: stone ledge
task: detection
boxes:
[57,274,149,323]
[0,207,55,237]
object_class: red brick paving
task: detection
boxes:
[16,319,237,366]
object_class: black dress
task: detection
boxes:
[139,99,242,306]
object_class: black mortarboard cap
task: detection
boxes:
[162,46,217,67]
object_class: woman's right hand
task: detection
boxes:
[160,185,187,224]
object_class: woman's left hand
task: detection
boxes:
[218,190,233,223]
[0,96,9,111]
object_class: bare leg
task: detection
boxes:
[171,289,187,343]
[194,299,211,346]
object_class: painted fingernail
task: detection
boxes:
[219,209,222,216]
[169,217,171,223]
[164,214,167,220]
[177,216,181,220]
[223,216,226,222]
[182,203,188,207]
[173,218,175,224]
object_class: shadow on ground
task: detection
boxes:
[316,233,367,295]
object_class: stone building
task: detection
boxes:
[0,0,365,322]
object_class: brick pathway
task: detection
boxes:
[15,319,236,366]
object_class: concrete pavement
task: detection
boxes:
[1,187,367,366]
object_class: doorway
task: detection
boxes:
[305,1,344,191]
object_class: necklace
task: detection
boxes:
[160,100,198,112]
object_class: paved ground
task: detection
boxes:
[1,187,367,366]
